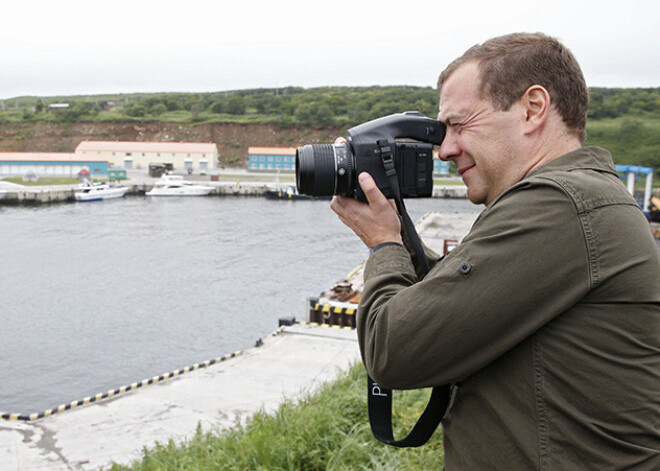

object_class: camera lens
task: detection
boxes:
[296,144,334,196]
[296,144,354,196]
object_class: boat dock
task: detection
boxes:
[0,181,468,204]
[0,181,266,203]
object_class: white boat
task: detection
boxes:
[146,174,214,196]
[74,181,128,202]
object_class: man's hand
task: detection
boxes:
[330,172,403,248]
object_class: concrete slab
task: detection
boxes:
[0,324,360,470]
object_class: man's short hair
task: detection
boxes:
[438,32,589,142]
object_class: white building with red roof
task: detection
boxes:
[75,141,219,173]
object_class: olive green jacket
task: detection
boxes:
[358,147,660,469]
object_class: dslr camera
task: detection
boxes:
[296,112,446,200]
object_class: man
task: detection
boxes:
[331,33,660,469]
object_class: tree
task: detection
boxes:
[294,102,334,127]
[150,103,167,115]
[209,101,224,114]
[126,104,147,117]
[225,96,246,115]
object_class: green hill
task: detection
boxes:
[2,86,659,167]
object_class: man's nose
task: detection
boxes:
[438,128,460,161]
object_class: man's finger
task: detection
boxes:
[358,172,388,208]
[330,195,353,215]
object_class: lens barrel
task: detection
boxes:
[296,144,335,196]
[296,144,354,197]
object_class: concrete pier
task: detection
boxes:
[0,185,76,204]
[0,324,360,470]
[0,182,468,204]
[0,171,469,204]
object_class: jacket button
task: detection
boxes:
[458,262,472,275]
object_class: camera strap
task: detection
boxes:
[364,141,451,447]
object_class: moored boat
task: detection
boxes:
[145,174,214,196]
[74,181,128,202]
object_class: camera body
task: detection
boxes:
[296,112,446,200]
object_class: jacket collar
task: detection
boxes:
[483,147,619,210]
[525,146,619,180]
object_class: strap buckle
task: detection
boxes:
[377,139,397,177]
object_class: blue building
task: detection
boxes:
[248,147,296,171]
[0,152,109,178]
[434,158,450,176]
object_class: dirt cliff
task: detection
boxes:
[0,122,341,167]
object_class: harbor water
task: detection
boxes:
[0,195,478,414]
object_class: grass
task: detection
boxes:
[434,178,464,186]
[1,176,95,186]
[107,363,444,470]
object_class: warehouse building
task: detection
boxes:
[75,141,219,173]
[0,152,108,178]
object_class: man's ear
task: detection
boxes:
[520,85,550,135]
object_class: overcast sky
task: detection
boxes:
[1,0,658,99]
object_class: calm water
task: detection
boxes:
[0,195,477,413]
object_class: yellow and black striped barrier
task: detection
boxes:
[307,298,357,329]
[0,328,288,422]
[0,351,242,422]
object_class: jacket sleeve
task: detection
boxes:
[357,183,592,389]
[399,215,444,275]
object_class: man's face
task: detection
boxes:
[437,62,527,206]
